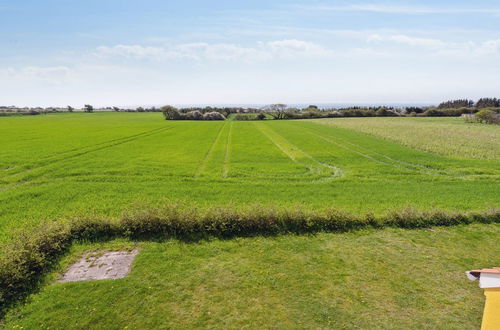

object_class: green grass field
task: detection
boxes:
[0,113,499,242]
[1,113,499,328]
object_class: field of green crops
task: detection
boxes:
[0,113,499,243]
[1,113,499,328]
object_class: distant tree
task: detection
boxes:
[84,104,94,113]
[476,98,500,108]
[67,105,74,112]
[438,99,474,109]
[267,104,288,119]
[112,106,120,112]
[136,107,145,112]
[161,105,181,120]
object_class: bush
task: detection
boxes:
[202,112,226,120]
[162,106,226,121]
[161,105,181,120]
[233,114,265,121]
[0,221,71,315]
[184,110,203,120]
[476,109,499,124]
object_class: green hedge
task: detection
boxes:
[1,204,499,317]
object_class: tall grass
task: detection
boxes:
[1,203,499,317]
[311,117,500,160]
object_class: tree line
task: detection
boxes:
[438,98,500,109]
[2,98,499,120]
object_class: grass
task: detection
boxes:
[3,224,499,329]
[1,113,499,327]
[310,117,500,160]
[0,113,499,243]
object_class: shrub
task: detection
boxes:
[161,105,181,120]
[184,110,203,120]
[202,111,226,120]
[0,221,71,316]
[375,108,397,117]
[476,109,499,124]
[233,114,265,121]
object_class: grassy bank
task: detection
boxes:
[3,223,499,329]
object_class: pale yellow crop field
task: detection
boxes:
[310,117,500,160]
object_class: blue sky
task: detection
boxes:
[1,0,500,107]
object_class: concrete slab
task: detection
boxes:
[60,249,139,283]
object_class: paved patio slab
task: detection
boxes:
[60,249,139,283]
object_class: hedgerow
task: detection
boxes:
[1,204,499,317]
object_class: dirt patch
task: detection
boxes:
[60,249,139,283]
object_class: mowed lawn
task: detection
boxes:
[3,224,499,329]
[0,113,499,242]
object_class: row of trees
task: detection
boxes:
[161,106,226,120]
[159,102,500,121]
[438,98,500,109]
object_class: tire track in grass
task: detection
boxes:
[3,126,170,177]
[301,124,471,179]
[304,129,412,170]
[298,124,441,175]
[1,125,175,185]
[222,122,233,178]
[0,180,31,193]
[309,126,441,172]
[255,123,342,180]
[194,122,227,178]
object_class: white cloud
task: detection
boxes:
[297,4,500,15]
[368,34,447,47]
[1,66,71,84]
[265,39,333,57]
[479,39,500,54]
[366,33,500,57]
[96,45,182,60]
[94,39,333,63]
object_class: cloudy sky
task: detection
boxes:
[1,0,500,107]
